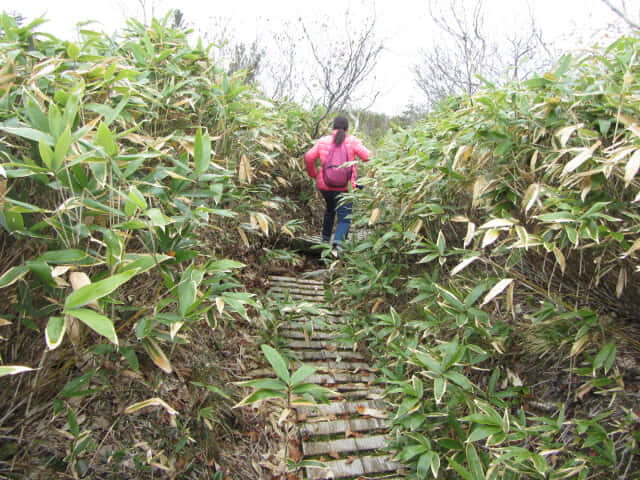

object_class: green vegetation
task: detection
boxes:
[1,8,639,480]
[0,12,315,478]
[334,36,640,478]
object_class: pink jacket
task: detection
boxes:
[304,131,371,191]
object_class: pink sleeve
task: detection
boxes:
[304,143,320,178]
[352,137,371,162]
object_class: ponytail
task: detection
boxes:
[332,115,349,146]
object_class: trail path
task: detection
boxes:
[268,274,405,480]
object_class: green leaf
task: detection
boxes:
[238,378,287,391]
[194,127,211,175]
[120,346,139,371]
[65,309,118,345]
[466,444,485,480]
[96,122,118,157]
[0,365,34,377]
[38,139,54,169]
[0,265,28,288]
[66,42,80,60]
[234,388,286,408]
[145,208,172,231]
[45,316,66,350]
[467,425,501,443]
[207,259,245,272]
[594,342,616,373]
[261,344,290,384]
[291,383,330,395]
[190,381,231,400]
[38,249,89,264]
[53,126,72,170]
[67,408,79,437]
[417,452,432,478]
[0,125,54,145]
[434,376,446,404]
[65,270,139,310]
[290,364,317,385]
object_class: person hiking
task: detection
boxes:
[304,115,371,256]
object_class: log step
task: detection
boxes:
[297,400,387,418]
[299,350,365,361]
[303,434,388,456]
[300,417,389,436]
[293,361,374,373]
[305,372,377,385]
[306,454,402,480]
[281,329,335,340]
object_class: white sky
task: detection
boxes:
[1,0,627,114]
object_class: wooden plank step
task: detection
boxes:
[300,417,389,436]
[280,329,335,340]
[330,388,384,399]
[300,350,365,361]
[302,434,388,456]
[296,400,387,417]
[293,361,373,373]
[306,454,401,480]
[268,275,324,286]
[288,339,353,350]
[268,282,324,292]
[305,373,377,385]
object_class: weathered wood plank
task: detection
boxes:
[306,455,401,480]
[299,350,365,361]
[293,361,373,373]
[296,400,387,417]
[304,372,378,385]
[302,434,388,456]
[268,275,324,286]
[300,417,389,436]
[280,329,335,340]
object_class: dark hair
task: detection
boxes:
[333,115,349,145]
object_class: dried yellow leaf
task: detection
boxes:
[144,338,173,374]
[69,272,99,310]
[368,207,381,226]
[124,397,178,415]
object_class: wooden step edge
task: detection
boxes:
[306,454,402,480]
[302,434,389,456]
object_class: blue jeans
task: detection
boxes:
[321,190,352,246]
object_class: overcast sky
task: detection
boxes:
[2,0,628,114]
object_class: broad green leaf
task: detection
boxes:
[466,425,501,443]
[38,139,54,169]
[0,125,54,145]
[145,208,172,231]
[45,316,66,350]
[67,408,79,437]
[96,122,118,157]
[53,126,72,170]
[207,259,245,272]
[261,344,290,384]
[290,364,317,385]
[65,308,118,345]
[65,269,138,310]
[0,365,34,377]
[0,265,28,288]
[466,444,485,480]
[233,388,286,408]
[38,249,89,264]
[594,342,616,373]
[417,452,432,478]
[291,383,331,396]
[434,376,446,404]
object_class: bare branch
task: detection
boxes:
[600,0,640,30]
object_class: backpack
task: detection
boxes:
[322,141,352,188]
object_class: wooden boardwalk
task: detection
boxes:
[268,274,405,480]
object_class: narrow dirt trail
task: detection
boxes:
[268,274,405,479]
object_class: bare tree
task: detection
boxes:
[299,11,383,136]
[600,0,640,31]
[413,0,549,107]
